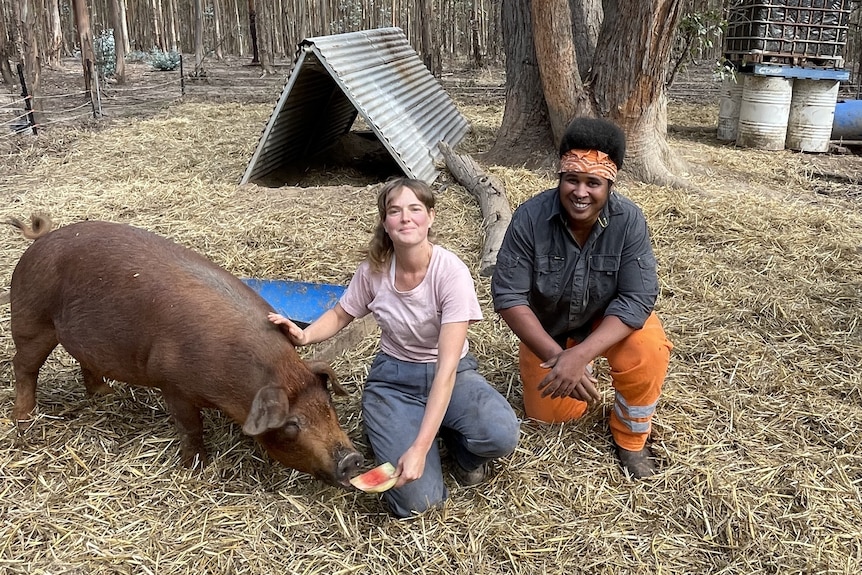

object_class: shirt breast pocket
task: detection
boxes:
[589,254,620,299]
[534,255,565,293]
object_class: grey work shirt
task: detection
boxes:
[491,187,659,346]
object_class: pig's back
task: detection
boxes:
[11,221,283,388]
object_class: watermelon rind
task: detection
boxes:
[349,462,398,493]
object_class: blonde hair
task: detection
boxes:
[366,177,436,273]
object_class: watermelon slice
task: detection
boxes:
[349,462,399,493]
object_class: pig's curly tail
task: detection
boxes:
[5,214,54,240]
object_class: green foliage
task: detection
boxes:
[331,0,389,33]
[149,48,182,71]
[94,29,116,78]
[712,60,739,84]
[126,50,151,63]
[667,9,728,88]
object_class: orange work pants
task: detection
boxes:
[519,312,673,451]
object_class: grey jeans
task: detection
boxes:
[361,352,520,518]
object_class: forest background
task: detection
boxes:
[5,0,862,116]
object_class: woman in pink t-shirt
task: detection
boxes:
[269,177,519,518]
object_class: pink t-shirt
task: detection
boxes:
[339,245,482,363]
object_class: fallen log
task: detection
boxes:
[439,141,512,277]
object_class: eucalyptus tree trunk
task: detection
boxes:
[194,0,204,74]
[14,0,42,117]
[212,0,223,59]
[45,0,63,67]
[149,0,163,50]
[485,0,552,168]
[256,0,274,74]
[108,0,126,82]
[165,0,178,50]
[531,0,590,145]
[470,3,481,68]
[416,0,435,74]
[119,0,129,53]
[248,0,259,62]
[590,0,687,185]
[71,0,96,96]
[0,6,17,84]
[491,0,688,186]
[232,0,244,56]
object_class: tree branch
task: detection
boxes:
[439,141,512,277]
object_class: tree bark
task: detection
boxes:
[470,5,482,68]
[14,0,42,119]
[108,0,126,83]
[569,0,601,79]
[71,0,96,96]
[149,0,163,50]
[194,0,205,75]
[484,0,554,169]
[45,0,63,67]
[118,0,130,54]
[212,0,224,59]
[0,8,17,84]
[491,0,689,187]
[166,0,179,51]
[439,142,511,277]
[417,0,435,75]
[531,0,590,146]
[248,0,259,63]
[256,0,274,75]
[589,0,687,186]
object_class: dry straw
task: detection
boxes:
[0,93,860,575]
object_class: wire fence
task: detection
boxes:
[0,56,295,142]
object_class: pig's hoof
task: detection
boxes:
[12,409,36,433]
[181,451,208,469]
[14,417,36,434]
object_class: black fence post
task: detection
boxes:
[16,63,37,136]
[180,54,185,96]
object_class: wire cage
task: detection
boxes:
[723,0,851,68]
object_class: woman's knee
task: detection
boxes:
[492,409,521,455]
[607,326,672,375]
[465,408,520,458]
[385,483,447,518]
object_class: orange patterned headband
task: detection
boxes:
[559,149,618,181]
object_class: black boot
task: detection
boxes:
[616,445,657,478]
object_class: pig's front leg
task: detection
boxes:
[161,389,208,468]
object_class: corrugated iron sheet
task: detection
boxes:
[240,27,470,185]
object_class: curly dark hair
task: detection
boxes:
[558,117,626,170]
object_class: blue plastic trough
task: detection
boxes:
[242,279,346,327]
[832,99,862,140]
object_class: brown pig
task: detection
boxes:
[5,214,363,487]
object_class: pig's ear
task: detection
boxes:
[305,360,348,396]
[243,386,297,436]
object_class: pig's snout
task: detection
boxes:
[338,450,364,485]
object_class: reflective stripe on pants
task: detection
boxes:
[518,312,672,451]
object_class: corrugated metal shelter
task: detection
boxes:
[240,27,470,185]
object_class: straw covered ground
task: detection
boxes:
[1,77,861,575]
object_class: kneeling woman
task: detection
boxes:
[269,177,520,518]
